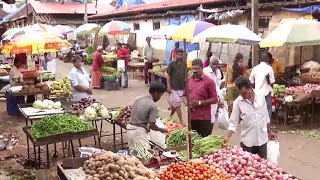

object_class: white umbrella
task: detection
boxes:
[192,24,261,45]
[260,18,320,47]
[75,23,101,36]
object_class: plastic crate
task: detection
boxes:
[103,80,119,91]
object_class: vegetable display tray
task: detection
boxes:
[10,89,51,96]
[57,158,88,180]
[23,126,99,147]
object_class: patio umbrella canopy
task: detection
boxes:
[1,28,23,39]
[171,21,215,42]
[98,21,131,36]
[192,24,262,45]
[260,18,320,47]
[55,25,74,35]
[75,23,101,36]
[7,31,68,54]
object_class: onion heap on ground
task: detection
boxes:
[201,146,298,180]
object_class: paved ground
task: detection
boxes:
[0,59,319,179]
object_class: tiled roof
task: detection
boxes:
[89,0,236,20]
[30,1,114,15]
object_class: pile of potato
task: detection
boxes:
[302,72,320,79]
[83,151,158,180]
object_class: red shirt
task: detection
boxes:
[92,51,104,71]
[170,49,176,61]
[186,74,218,120]
[117,47,130,65]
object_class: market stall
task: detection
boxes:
[23,114,98,168]
[128,61,165,79]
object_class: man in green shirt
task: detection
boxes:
[167,48,187,124]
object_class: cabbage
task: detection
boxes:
[33,100,43,108]
[48,105,53,109]
[53,101,62,109]
[41,102,49,109]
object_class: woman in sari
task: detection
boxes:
[91,46,104,88]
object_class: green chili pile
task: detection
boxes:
[31,114,94,139]
[166,129,201,147]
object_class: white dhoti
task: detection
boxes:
[126,124,150,150]
[211,104,218,123]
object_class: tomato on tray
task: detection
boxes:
[158,161,232,180]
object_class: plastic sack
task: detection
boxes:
[267,140,280,165]
[117,59,125,72]
[216,102,229,130]
[149,117,167,149]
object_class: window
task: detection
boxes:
[153,21,160,30]
[133,23,140,31]
[259,16,271,29]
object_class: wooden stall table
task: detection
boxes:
[18,104,70,164]
[128,62,166,79]
[275,98,312,127]
[148,69,168,89]
[23,126,98,168]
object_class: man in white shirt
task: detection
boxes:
[143,37,154,85]
[68,55,92,102]
[249,53,275,119]
[223,76,276,158]
[203,56,223,125]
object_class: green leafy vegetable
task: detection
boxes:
[273,84,286,97]
[166,129,201,147]
[30,114,94,139]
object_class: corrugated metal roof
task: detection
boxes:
[89,0,236,20]
[30,1,114,15]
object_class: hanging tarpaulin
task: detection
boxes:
[282,5,320,14]
[115,0,164,9]
[206,10,244,21]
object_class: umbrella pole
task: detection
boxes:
[219,43,223,59]
[184,39,192,160]
[300,46,302,65]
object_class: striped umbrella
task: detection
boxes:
[171,21,215,42]
[99,21,131,36]
[2,28,24,40]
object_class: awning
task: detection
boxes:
[282,5,320,14]
[205,9,244,21]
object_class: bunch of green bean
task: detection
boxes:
[31,114,94,139]
[166,129,201,147]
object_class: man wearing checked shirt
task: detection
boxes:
[223,76,277,159]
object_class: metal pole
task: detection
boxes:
[184,39,192,160]
[26,0,28,26]
[84,0,88,23]
[251,0,259,66]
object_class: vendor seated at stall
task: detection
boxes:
[9,58,25,86]
[127,82,168,150]
[68,55,92,102]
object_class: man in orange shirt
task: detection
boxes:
[170,42,179,61]
[267,52,284,79]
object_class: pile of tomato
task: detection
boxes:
[157,161,233,180]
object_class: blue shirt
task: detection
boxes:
[68,67,91,102]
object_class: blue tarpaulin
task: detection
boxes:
[165,15,200,64]
[282,5,320,14]
[0,2,29,25]
[116,0,164,9]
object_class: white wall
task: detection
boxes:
[107,18,168,60]
[0,1,17,13]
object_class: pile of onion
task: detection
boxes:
[200,146,298,180]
